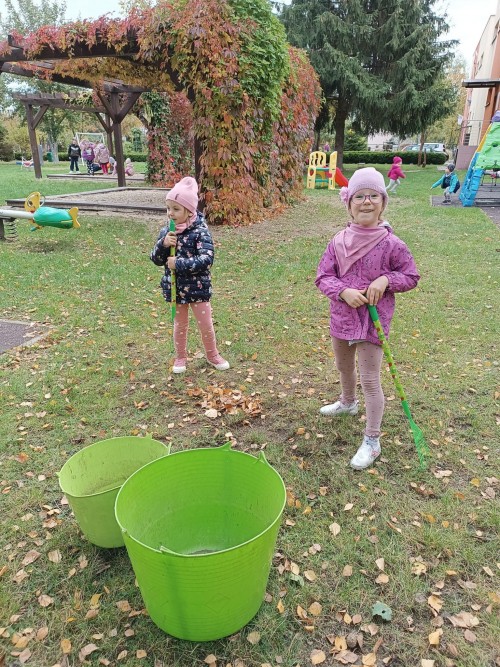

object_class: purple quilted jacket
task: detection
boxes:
[316,225,420,345]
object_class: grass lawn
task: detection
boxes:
[0,162,498,667]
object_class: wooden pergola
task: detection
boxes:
[0,34,150,187]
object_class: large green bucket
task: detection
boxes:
[115,443,286,641]
[58,435,169,548]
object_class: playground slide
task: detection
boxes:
[335,167,348,188]
[460,117,500,207]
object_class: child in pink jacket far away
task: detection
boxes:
[316,168,420,470]
[386,156,406,193]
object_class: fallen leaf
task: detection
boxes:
[247,631,261,645]
[38,594,54,607]
[352,614,362,624]
[427,594,443,615]
[412,562,427,576]
[310,649,326,664]
[205,408,218,419]
[308,602,322,616]
[136,650,147,659]
[60,639,71,654]
[18,648,31,664]
[48,550,62,563]
[362,653,377,666]
[204,656,217,666]
[36,627,48,641]
[428,628,443,646]
[447,611,479,628]
[304,570,317,582]
[375,573,389,584]
[22,550,41,566]
[342,565,353,577]
[375,558,385,571]
[332,650,359,664]
[79,643,99,661]
[277,599,285,614]
[117,650,128,660]
[421,660,435,667]
[344,503,354,511]
[463,629,477,643]
[329,522,341,536]
[116,600,131,612]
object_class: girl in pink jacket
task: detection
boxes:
[316,168,420,470]
[386,156,406,193]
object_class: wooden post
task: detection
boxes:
[25,104,42,179]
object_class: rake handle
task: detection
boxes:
[367,304,408,406]
[169,219,176,322]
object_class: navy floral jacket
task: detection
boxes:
[150,212,214,303]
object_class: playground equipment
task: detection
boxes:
[0,192,80,235]
[15,156,34,169]
[460,111,500,206]
[306,150,348,190]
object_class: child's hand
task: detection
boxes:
[167,257,176,270]
[365,276,389,305]
[162,231,177,248]
[340,288,368,308]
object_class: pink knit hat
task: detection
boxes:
[166,176,198,214]
[392,156,402,164]
[339,167,387,206]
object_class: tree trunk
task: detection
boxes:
[334,99,349,169]
[418,132,426,167]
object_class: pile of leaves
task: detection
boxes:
[186,383,262,417]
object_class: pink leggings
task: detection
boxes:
[173,302,223,364]
[332,337,385,437]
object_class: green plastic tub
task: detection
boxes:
[115,443,286,641]
[58,435,169,548]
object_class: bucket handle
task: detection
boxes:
[220,441,273,467]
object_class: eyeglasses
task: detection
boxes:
[352,193,383,204]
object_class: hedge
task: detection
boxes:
[339,150,448,165]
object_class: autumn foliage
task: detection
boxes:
[0,0,321,224]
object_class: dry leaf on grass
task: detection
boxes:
[329,522,341,536]
[421,660,435,667]
[427,594,443,615]
[310,649,326,664]
[362,653,377,666]
[375,573,389,584]
[304,570,317,581]
[342,565,353,577]
[38,594,53,607]
[79,643,99,661]
[22,550,41,566]
[60,639,71,654]
[375,558,385,571]
[428,628,443,646]
[247,631,261,645]
[308,602,322,616]
[204,655,217,666]
[136,650,147,659]
[463,629,477,643]
[332,650,359,664]
[447,611,479,628]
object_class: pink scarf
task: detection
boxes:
[333,223,388,277]
[174,211,197,235]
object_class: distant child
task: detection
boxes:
[108,155,116,175]
[94,142,110,174]
[316,168,420,469]
[150,177,230,374]
[386,156,406,193]
[81,141,95,175]
[124,157,135,176]
[67,138,81,173]
[431,163,459,204]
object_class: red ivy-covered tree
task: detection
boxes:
[0,0,321,225]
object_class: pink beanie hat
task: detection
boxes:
[392,156,402,164]
[166,176,198,214]
[339,167,387,206]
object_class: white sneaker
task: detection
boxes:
[350,436,381,470]
[209,359,230,371]
[320,399,359,417]
[173,359,186,374]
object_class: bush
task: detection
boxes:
[341,150,447,165]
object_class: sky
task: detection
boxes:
[63,0,499,70]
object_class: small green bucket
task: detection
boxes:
[115,443,286,641]
[58,435,169,548]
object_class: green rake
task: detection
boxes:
[367,304,430,468]
[169,218,176,322]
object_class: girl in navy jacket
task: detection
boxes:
[150,177,229,374]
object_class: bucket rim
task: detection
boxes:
[114,444,286,558]
[58,436,170,499]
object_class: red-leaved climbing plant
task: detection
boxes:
[0,0,320,225]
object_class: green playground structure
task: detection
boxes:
[460,110,500,206]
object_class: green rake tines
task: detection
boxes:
[367,304,430,468]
